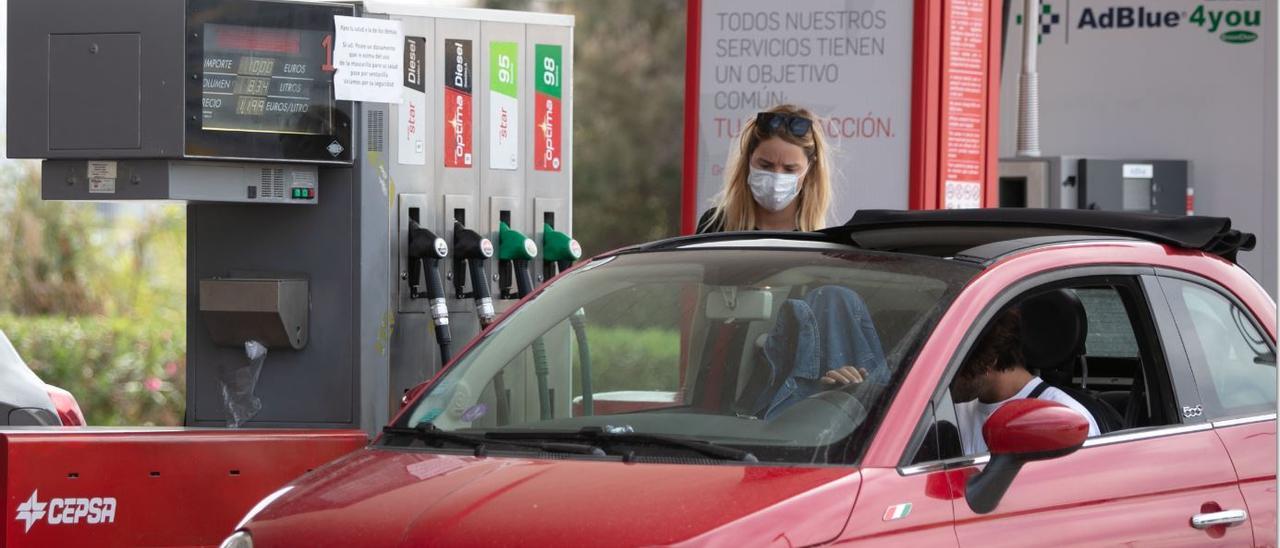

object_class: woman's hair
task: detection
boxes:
[708,104,832,232]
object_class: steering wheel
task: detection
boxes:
[762,386,870,437]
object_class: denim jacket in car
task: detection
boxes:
[759,286,889,418]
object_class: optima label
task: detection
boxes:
[534,44,563,172]
[444,39,473,168]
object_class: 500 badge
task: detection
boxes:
[15,490,117,533]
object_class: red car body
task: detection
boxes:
[237,236,1276,547]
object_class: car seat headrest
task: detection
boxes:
[1018,288,1087,372]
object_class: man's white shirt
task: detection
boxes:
[955,377,1102,455]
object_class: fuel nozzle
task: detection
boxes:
[452,221,496,326]
[541,223,583,277]
[498,221,538,299]
[408,221,453,362]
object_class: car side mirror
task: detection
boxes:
[965,399,1089,514]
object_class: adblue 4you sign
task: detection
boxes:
[1025,1,1261,44]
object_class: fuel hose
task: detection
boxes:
[499,222,551,419]
[542,224,592,415]
[454,222,507,423]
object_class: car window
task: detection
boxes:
[913,278,1181,463]
[1160,278,1276,419]
[910,389,962,464]
[396,248,978,466]
[1078,288,1140,358]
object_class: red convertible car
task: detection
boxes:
[224,210,1276,547]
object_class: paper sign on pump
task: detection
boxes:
[333,16,404,104]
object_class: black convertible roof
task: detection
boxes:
[630,209,1255,264]
[819,209,1256,263]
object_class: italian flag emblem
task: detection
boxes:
[883,503,912,521]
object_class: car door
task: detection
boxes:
[1157,273,1276,545]
[945,273,1253,546]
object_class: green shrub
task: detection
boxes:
[572,325,680,395]
[0,314,186,426]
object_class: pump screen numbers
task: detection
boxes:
[201,24,335,135]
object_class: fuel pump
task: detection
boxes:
[408,221,453,363]
[8,0,574,435]
[540,224,592,415]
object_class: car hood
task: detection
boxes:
[246,447,862,547]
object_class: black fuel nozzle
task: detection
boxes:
[408,221,449,299]
[452,221,496,326]
[408,221,453,362]
[497,222,538,299]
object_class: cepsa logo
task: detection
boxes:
[15,490,117,533]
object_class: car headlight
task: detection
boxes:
[235,485,294,530]
[220,530,253,548]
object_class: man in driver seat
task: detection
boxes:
[951,308,1101,455]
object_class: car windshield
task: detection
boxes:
[394,246,978,465]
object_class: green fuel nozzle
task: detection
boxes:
[498,222,537,299]
[542,223,582,263]
[541,223,582,280]
[497,221,538,261]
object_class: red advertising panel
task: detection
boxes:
[939,0,989,209]
[908,0,1003,210]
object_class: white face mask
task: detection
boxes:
[747,167,802,212]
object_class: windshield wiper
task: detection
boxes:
[488,426,759,463]
[382,423,606,457]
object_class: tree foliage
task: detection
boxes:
[0,162,186,321]
[0,163,103,315]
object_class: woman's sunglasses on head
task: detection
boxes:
[757,112,813,138]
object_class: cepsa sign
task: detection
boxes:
[690,0,915,223]
[14,490,118,534]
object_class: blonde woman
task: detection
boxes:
[698,104,833,233]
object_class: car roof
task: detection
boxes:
[623,209,1256,266]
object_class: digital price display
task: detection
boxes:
[201,24,335,135]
